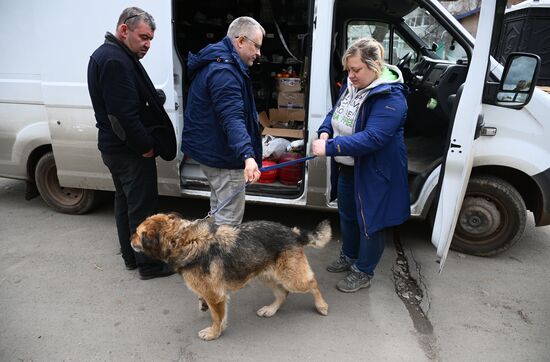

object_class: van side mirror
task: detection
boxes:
[494,53,540,108]
[483,53,540,109]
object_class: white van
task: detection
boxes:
[0,0,548,268]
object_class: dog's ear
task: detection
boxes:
[141,231,160,250]
[167,212,182,220]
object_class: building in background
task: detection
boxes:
[442,0,525,36]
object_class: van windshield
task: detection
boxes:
[403,8,467,62]
[346,7,467,65]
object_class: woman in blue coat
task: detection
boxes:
[312,38,410,293]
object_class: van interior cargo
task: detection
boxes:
[174,0,470,202]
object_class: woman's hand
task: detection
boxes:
[312,139,326,156]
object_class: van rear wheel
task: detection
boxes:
[451,175,526,256]
[35,151,98,214]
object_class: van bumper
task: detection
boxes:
[533,167,550,226]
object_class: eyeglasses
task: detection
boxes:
[123,12,145,24]
[237,35,262,50]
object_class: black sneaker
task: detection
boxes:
[138,265,175,280]
[326,254,353,273]
[336,265,371,293]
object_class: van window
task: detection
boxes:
[346,21,415,65]
[403,8,467,62]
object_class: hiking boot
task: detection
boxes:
[336,265,371,293]
[326,254,353,273]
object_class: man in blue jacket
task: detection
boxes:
[182,17,264,226]
[87,7,176,280]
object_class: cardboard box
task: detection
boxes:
[258,108,305,139]
[276,77,301,92]
[277,92,304,109]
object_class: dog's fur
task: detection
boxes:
[131,213,332,340]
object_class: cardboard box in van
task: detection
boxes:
[277,92,304,109]
[276,77,301,92]
[259,108,305,139]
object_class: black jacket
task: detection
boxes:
[87,32,176,161]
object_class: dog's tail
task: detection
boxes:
[296,220,332,249]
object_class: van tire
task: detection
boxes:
[35,151,98,214]
[451,175,526,256]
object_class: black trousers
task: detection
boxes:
[101,152,163,268]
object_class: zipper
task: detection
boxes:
[355,108,369,239]
[357,190,369,239]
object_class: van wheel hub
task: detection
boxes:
[458,197,501,237]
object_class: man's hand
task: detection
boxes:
[142,148,155,158]
[244,158,261,183]
[319,132,329,141]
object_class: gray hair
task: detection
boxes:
[117,7,156,31]
[342,38,385,75]
[227,16,265,39]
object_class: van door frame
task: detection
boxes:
[431,0,507,271]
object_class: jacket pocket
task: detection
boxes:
[373,154,391,182]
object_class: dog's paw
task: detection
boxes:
[316,302,329,316]
[256,305,278,318]
[198,327,220,341]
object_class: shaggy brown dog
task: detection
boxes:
[131,213,332,341]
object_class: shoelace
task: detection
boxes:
[347,269,368,283]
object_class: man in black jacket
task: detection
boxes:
[87,7,176,280]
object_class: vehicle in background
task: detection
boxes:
[496,0,550,93]
[0,0,547,268]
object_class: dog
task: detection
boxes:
[131,213,332,341]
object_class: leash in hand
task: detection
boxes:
[203,155,317,220]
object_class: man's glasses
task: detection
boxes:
[123,12,145,24]
[237,35,261,50]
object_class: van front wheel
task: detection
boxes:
[35,151,98,214]
[451,175,526,256]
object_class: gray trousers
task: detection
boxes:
[200,165,246,226]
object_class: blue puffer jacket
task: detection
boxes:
[318,71,410,236]
[181,36,262,169]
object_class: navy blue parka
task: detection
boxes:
[181,36,262,169]
[318,76,411,236]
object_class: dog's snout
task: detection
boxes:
[130,233,142,253]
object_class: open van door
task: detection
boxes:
[431,0,507,271]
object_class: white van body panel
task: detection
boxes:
[474,98,550,176]
[0,119,50,179]
[410,165,441,217]
[0,0,180,191]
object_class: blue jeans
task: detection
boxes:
[337,165,385,276]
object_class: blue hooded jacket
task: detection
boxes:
[318,65,410,236]
[181,36,262,169]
